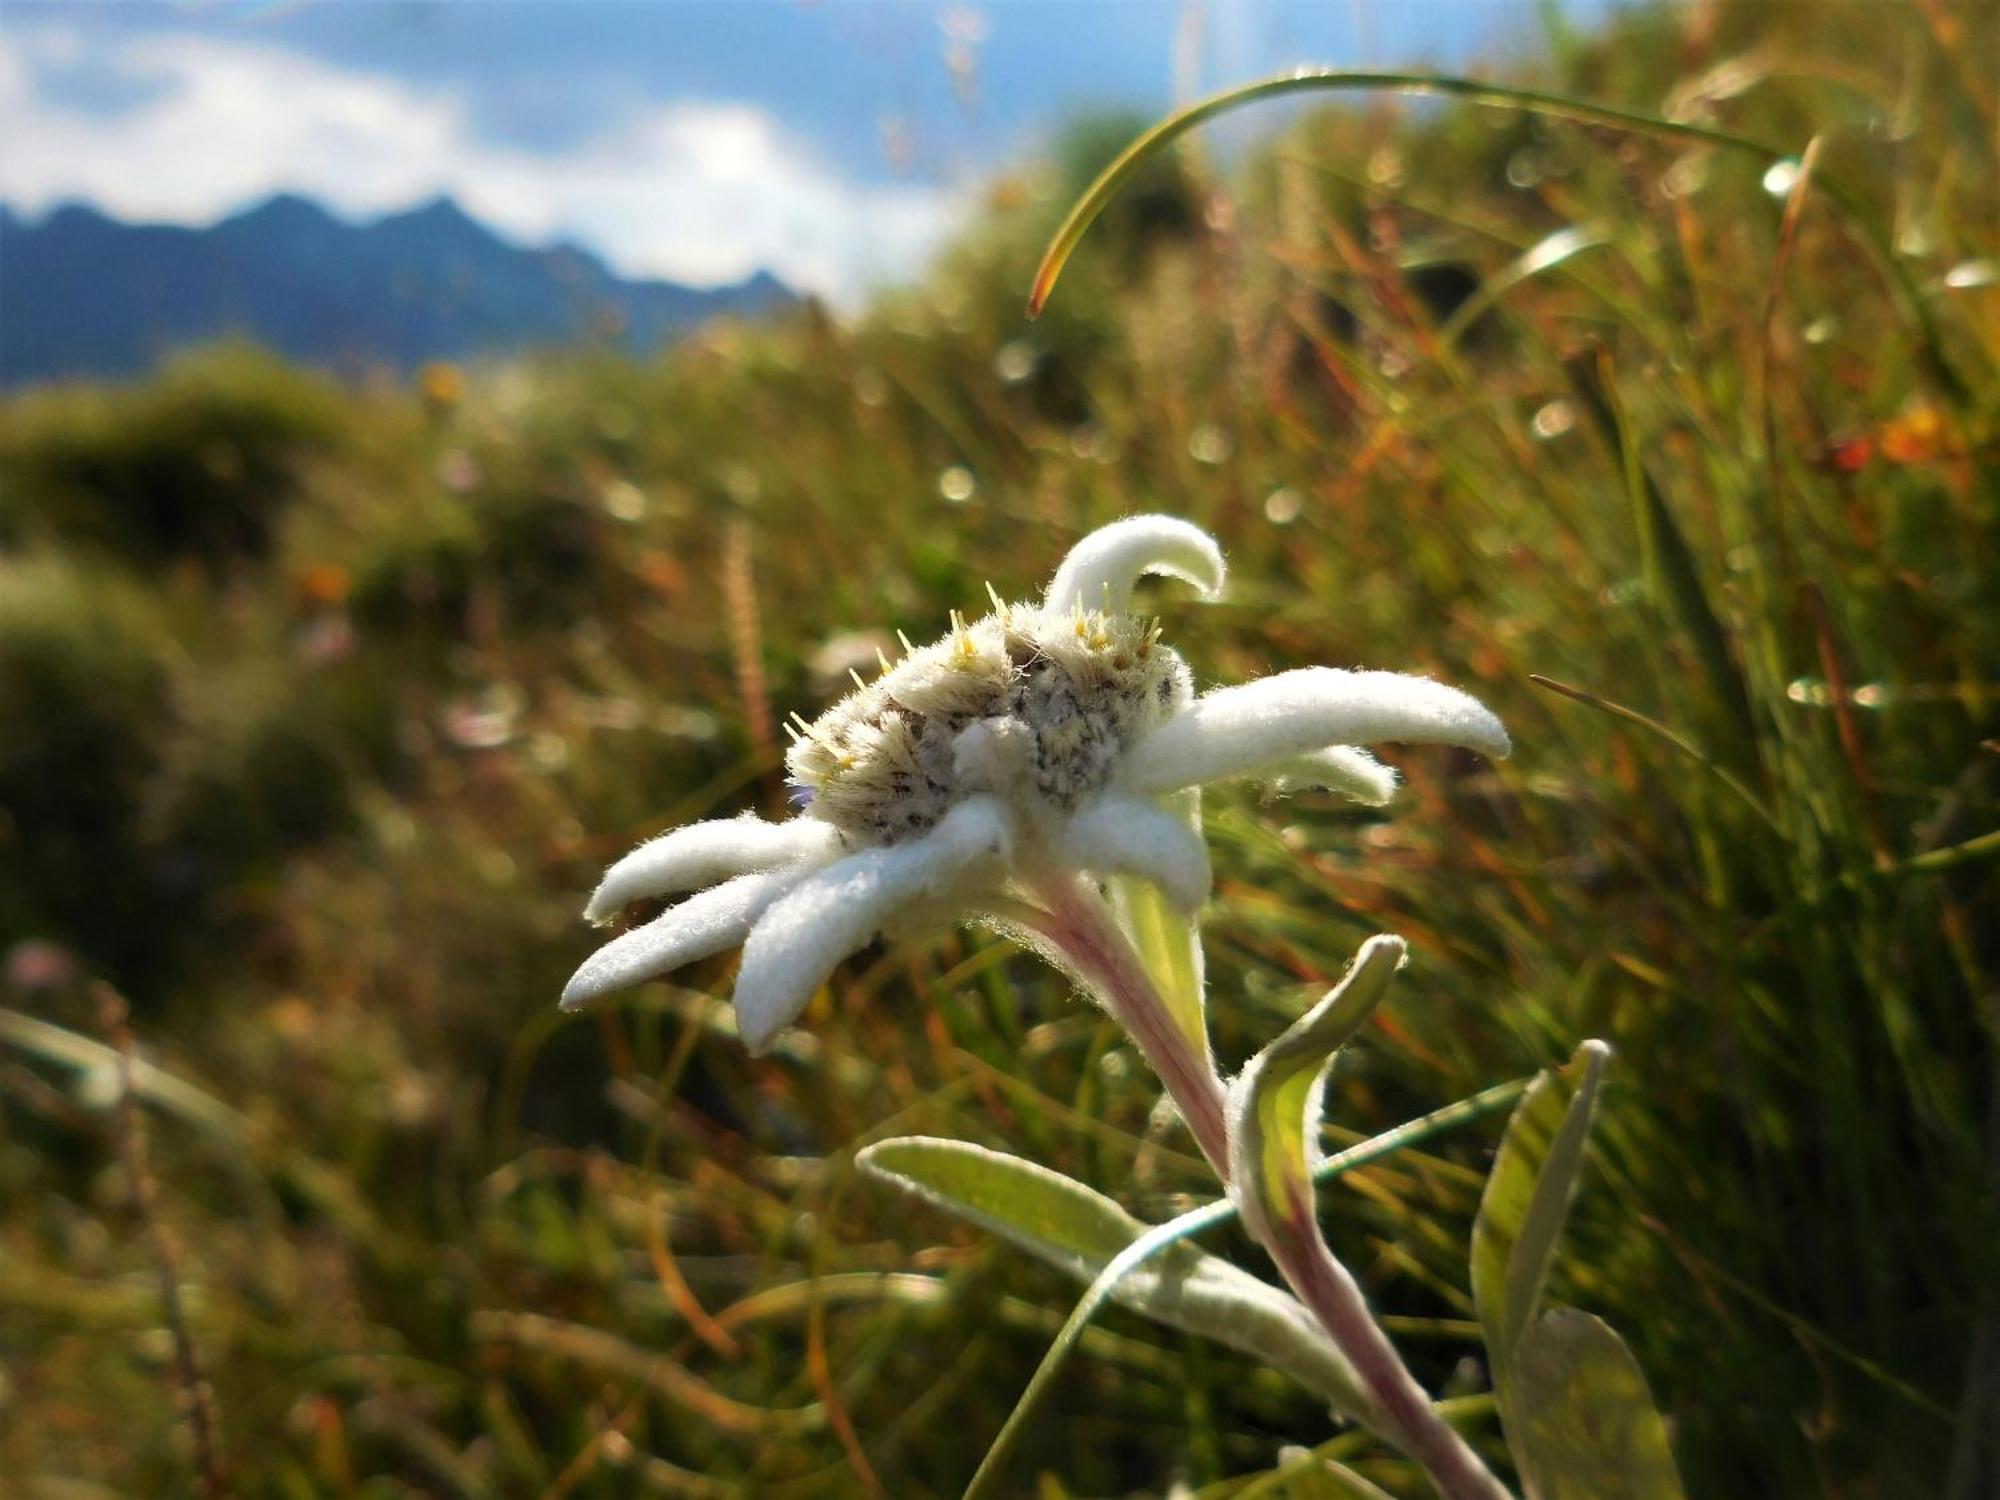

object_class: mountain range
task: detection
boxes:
[0,194,794,387]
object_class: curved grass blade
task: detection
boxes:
[0,1006,394,1257]
[1024,69,1965,404]
[1436,223,1613,350]
[1561,345,1761,772]
[1528,675,1781,836]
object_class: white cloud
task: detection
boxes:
[0,24,967,303]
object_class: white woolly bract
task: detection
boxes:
[1043,513,1226,616]
[1118,668,1510,795]
[730,797,1011,1053]
[561,868,801,1010]
[1053,795,1212,912]
[584,814,845,924]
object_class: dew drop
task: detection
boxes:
[1531,399,1576,439]
[994,339,1036,384]
[1944,258,1997,290]
[602,479,646,522]
[939,465,976,502]
[1662,153,1709,199]
[1188,425,1231,465]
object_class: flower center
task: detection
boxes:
[786,601,1192,844]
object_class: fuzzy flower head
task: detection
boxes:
[562,515,1509,1052]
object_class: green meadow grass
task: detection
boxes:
[2,2,1994,1495]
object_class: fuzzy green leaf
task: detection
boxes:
[1226,936,1405,1234]
[1510,1308,1686,1500]
[856,1136,1372,1419]
[1471,1040,1610,1383]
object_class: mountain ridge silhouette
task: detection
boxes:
[0,193,794,386]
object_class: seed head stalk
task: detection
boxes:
[1022,876,1513,1500]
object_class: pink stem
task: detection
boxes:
[1269,1192,1513,1500]
[1016,874,1513,1500]
[1016,875,1231,1177]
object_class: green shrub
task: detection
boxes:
[0,555,177,982]
[0,344,348,570]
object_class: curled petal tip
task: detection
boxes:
[1044,514,1225,615]
[736,1013,786,1056]
[729,797,1012,1055]
[559,967,605,1012]
[1356,933,1408,967]
[583,816,840,923]
[1120,667,1510,795]
[1263,746,1399,805]
[559,869,798,1012]
[1474,710,1514,762]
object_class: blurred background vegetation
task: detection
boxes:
[3,1,1996,1495]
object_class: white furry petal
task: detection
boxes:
[1118,667,1510,794]
[1259,746,1399,806]
[561,869,799,1011]
[730,797,1012,1054]
[584,815,845,924]
[1043,514,1226,616]
[1054,795,1212,911]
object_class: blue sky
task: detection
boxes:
[1,1,1601,300]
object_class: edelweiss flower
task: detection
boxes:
[561,515,1508,1053]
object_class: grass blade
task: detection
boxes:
[1025,68,1967,404]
